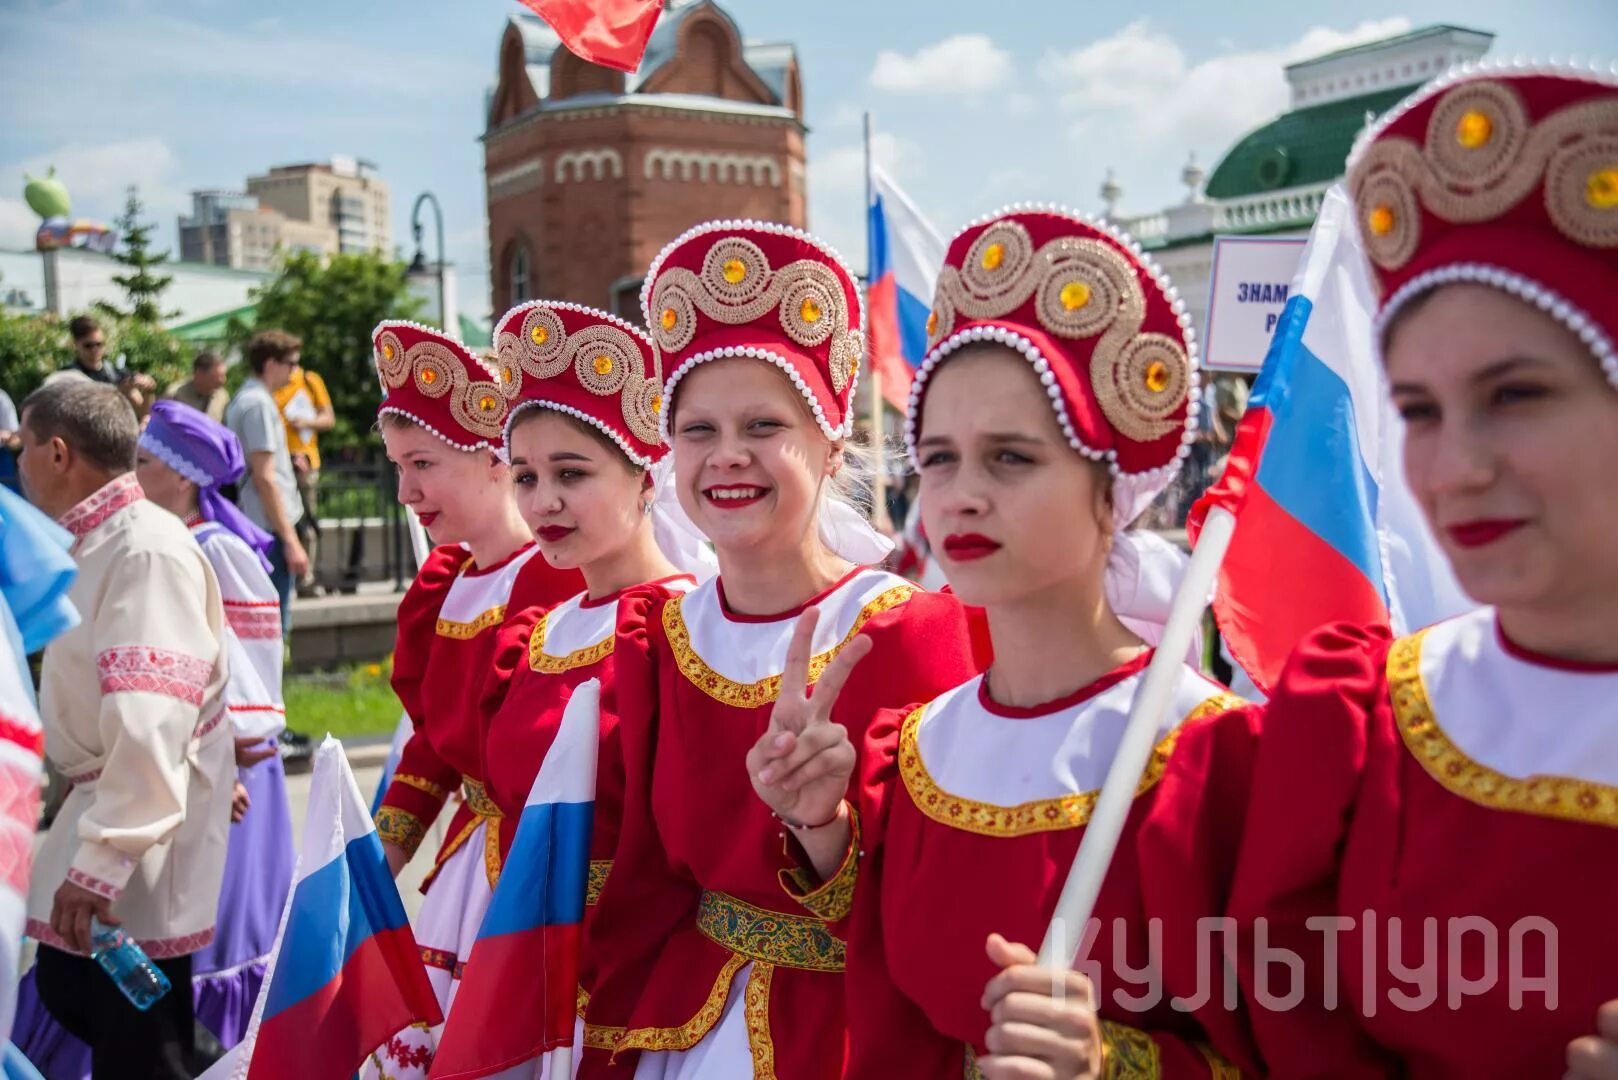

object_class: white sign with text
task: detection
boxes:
[1203,235,1307,373]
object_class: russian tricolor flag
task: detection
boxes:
[867,165,945,412]
[429,681,601,1079]
[204,737,441,1080]
[1190,186,1471,692]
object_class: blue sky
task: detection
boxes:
[3,0,1615,318]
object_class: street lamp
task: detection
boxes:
[409,191,446,329]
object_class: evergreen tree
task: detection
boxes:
[97,187,175,323]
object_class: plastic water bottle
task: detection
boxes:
[90,917,171,1010]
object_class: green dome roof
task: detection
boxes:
[1204,83,1418,200]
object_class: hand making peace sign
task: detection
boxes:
[747,606,873,832]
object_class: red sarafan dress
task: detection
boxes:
[804,655,1248,1079]
[580,568,982,1079]
[365,318,582,1079]
[1217,611,1618,1079]
[480,577,695,984]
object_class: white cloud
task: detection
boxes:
[0,199,38,251]
[808,132,924,195]
[0,139,188,243]
[1038,17,1413,208]
[870,34,1012,95]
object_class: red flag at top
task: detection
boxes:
[517,0,665,74]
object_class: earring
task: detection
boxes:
[641,499,653,517]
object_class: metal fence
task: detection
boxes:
[303,457,413,593]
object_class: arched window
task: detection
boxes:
[510,245,531,306]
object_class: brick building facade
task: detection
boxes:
[483,0,806,320]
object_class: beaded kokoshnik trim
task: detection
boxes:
[640,218,867,443]
[1349,59,1618,390]
[903,202,1202,488]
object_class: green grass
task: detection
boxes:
[283,663,403,740]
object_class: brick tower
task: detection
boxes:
[484,0,806,321]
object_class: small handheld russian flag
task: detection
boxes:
[429,680,601,1079]
[867,164,945,412]
[204,737,442,1079]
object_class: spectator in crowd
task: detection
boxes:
[46,315,159,424]
[225,331,307,636]
[15,380,233,1079]
[60,316,117,385]
[166,351,231,423]
[273,350,334,599]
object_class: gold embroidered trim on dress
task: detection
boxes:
[586,859,612,906]
[1197,1042,1243,1079]
[436,604,507,640]
[529,610,615,673]
[1388,631,1618,827]
[779,808,860,922]
[391,773,448,800]
[1101,1019,1160,1079]
[613,951,749,1054]
[899,692,1242,837]
[743,962,777,1079]
[965,1045,984,1079]
[696,890,846,972]
[663,585,916,708]
[423,779,505,891]
[374,807,426,857]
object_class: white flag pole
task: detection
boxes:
[1036,507,1236,965]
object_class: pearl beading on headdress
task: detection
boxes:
[643,219,865,444]
[904,202,1202,486]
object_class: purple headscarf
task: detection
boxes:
[141,400,276,571]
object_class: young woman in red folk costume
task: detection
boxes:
[577,220,982,1079]
[747,206,1248,1079]
[473,299,709,1073]
[365,322,581,1079]
[988,66,1618,1080]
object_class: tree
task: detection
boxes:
[228,250,423,448]
[0,312,71,401]
[97,187,176,324]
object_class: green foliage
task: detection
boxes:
[0,311,70,401]
[0,310,188,402]
[97,188,176,324]
[229,250,423,448]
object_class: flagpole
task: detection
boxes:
[1036,506,1236,965]
[863,110,889,534]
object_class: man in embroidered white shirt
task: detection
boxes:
[17,380,234,1078]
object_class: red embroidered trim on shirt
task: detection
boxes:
[97,647,213,706]
[66,867,121,901]
[59,474,144,540]
[66,768,101,786]
[194,709,224,740]
[224,604,282,640]
[27,918,212,959]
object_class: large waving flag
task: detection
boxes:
[516,0,664,73]
[208,737,441,1079]
[867,164,946,412]
[430,681,601,1079]
[1189,185,1471,691]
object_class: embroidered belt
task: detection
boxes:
[423,777,505,892]
[462,777,502,818]
[695,890,845,972]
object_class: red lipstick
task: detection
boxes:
[537,525,575,543]
[942,533,1001,561]
[1447,519,1525,549]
